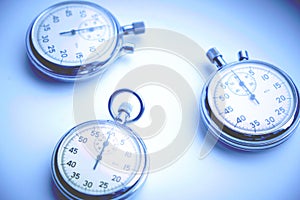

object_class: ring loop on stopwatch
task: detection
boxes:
[108,88,145,124]
[201,47,300,150]
[26,1,145,81]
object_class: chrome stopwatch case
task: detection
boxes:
[26,1,145,81]
[52,89,148,199]
[200,48,300,150]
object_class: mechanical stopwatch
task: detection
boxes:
[52,89,148,199]
[26,1,145,81]
[200,48,300,150]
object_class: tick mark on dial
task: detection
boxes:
[264,89,270,93]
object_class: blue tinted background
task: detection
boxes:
[0,0,300,199]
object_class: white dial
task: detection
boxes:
[201,48,300,150]
[26,1,145,80]
[30,1,117,67]
[52,120,147,199]
[207,62,296,136]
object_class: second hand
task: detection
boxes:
[60,25,106,36]
[93,131,112,170]
[231,70,260,104]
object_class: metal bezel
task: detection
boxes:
[51,120,148,199]
[25,1,123,81]
[200,59,300,151]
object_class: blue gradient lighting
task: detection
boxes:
[0,0,299,199]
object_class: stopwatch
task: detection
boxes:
[51,89,148,199]
[200,48,300,150]
[26,1,145,81]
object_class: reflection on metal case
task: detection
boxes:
[52,89,148,199]
[26,1,145,81]
[200,47,300,150]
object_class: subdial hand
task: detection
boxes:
[232,70,260,104]
[93,131,112,170]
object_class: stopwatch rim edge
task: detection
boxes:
[51,119,149,199]
[26,1,124,81]
[199,59,300,151]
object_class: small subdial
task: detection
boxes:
[78,19,106,40]
[93,132,117,154]
[227,72,257,95]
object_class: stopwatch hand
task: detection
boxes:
[60,25,105,36]
[93,132,111,170]
[232,70,260,104]
[239,81,260,104]
[249,94,260,104]
[93,159,100,170]
[59,29,77,36]
[76,25,105,33]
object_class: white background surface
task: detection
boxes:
[0,0,300,199]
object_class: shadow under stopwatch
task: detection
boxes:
[24,52,75,85]
[50,175,68,200]
[197,118,274,160]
